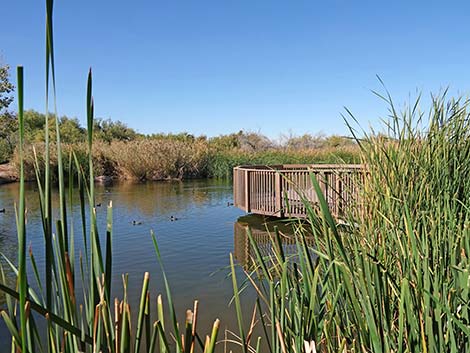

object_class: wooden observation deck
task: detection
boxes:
[233,164,364,219]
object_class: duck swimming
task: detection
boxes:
[132,220,142,225]
[0,208,5,213]
[170,216,178,221]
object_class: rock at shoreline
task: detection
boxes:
[0,163,18,185]
[94,175,114,184]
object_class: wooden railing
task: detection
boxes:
[233,164,364,218]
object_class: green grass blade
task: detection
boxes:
[148,321,159,353]
[105,201,113,301]
[206,319,220,353]
[16,65,27,353]
[230,253,247,353]
[134,272,150,353]
[151,230,183,351]
[1,310,21,350]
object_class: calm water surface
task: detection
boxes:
[0,179,261,350]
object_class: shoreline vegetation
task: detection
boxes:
[0,110,360,183]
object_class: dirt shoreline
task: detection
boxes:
[0,163,18,184]
[0,163,201,185]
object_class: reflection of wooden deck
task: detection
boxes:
[234,215,316,269]
[233,164,364,218]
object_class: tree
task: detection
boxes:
[209,133,240,151]
[22,110,86,144]
[0,63,14,111]
[0,63,16,162]
[93,118,138,143]
[56,116,86,143]
[236,130,273,151]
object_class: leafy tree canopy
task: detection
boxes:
[94,118,140,143]
[0,63,15,162]
[0,63,14,112]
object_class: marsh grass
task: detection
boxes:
[206,147,360,180]
[11,140,360,182]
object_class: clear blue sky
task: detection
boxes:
[2,1,470,138]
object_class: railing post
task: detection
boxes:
[335,172,342,218]
[233,168,238,208]
[319,172,327,214]
[275,172,282,217]
[244,170,251,212]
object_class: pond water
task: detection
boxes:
[0,179,265,350]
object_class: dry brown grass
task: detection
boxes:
[12,138,361,181]
[104,138,210,180]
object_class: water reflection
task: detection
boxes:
[234,215,316,269]
[100,181,222,218]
